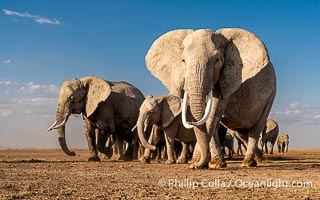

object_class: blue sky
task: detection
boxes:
[0,1,319,149]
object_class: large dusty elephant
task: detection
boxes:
[47,76,144,161]
[145,28,276,168]
[259,118,279,154]
[277,133,289,153]
[137,95,196,164]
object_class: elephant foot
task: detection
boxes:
[140,156,151,164]
[121,148,133,161]
[254,149,263,163]
[241,158,257,167]
[176,157,188,164]
[208,158,227,169]
[120,155,132,161]
[254,154,263,163]
[104,147,113,159]
[188,161,208,169]
[165,159,175,164]
[88,156,100,162]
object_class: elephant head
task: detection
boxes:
[137,95,181,150]
[146,28,270,167]
[47,76,112,156]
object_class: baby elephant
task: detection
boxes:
[137,95,196,164]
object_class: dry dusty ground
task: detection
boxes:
[0,149,320,199]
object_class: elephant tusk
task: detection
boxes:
[52,117,68,130]
[47,120,57,131]
[144,124,148,132]
[131,124,137,132]
[188,90,213,126]
[182,91,194,129]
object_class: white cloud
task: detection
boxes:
[16,97,57,105]
[314,115,320,119]
[20,82,59,94]
[3,9,60,25]
[2,59,11,64]
[34,17,60,25]
[0,80,15,86]
[271,101,320,125]
[0,109,13,117]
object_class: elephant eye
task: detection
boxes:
[215,58,220,62]
[182,59,185,63]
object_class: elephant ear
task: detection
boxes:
[145,29,194,97]
[80,76,112,118]
[160,95,182,128]
[216,28,270,95]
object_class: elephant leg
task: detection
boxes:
[206,99,227,169]
[269,143,274,155]
[176,142,189,164]
[264,142,268,155]
[164,132,175,164]
[241,91,274,168]
[131,133,139,160]
[141,127,162,163]
[285,143,288,153]
[240,129,260,167]
[189,142,201,166]
[83,120,100,162]
[120,129,136,161]
[278,144,281,153]
[160,146,167,160]
[115,136,124,160]
[96,130,113,159]
[121,141,133,161]
[240,145,244,156]
[138,144,145,160]
[228,145,233,158]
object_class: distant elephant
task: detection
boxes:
[223,133,234,158]
[259,118,279,155]
[277,133,289,153]
[145,28,277,168]
[217,123,233,157]
[235,138,247,156]
[137,95,196,164]
[47,76,144,161]
[228,130,247,156]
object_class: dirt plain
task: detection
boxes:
[0,149,319,199]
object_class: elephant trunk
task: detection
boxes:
[137,115,156,151]
[187,71,211,167]
[53,103,75,156]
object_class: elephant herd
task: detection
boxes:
[221,119,290,157]
[48,28,289,169]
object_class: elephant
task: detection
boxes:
[145,28,276,168]
[277,133,289,153]
[137,95,196,164]
[259,118,279,155]
[228,130,247,156]
[222,133,234,158]
[47,76,145,161]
